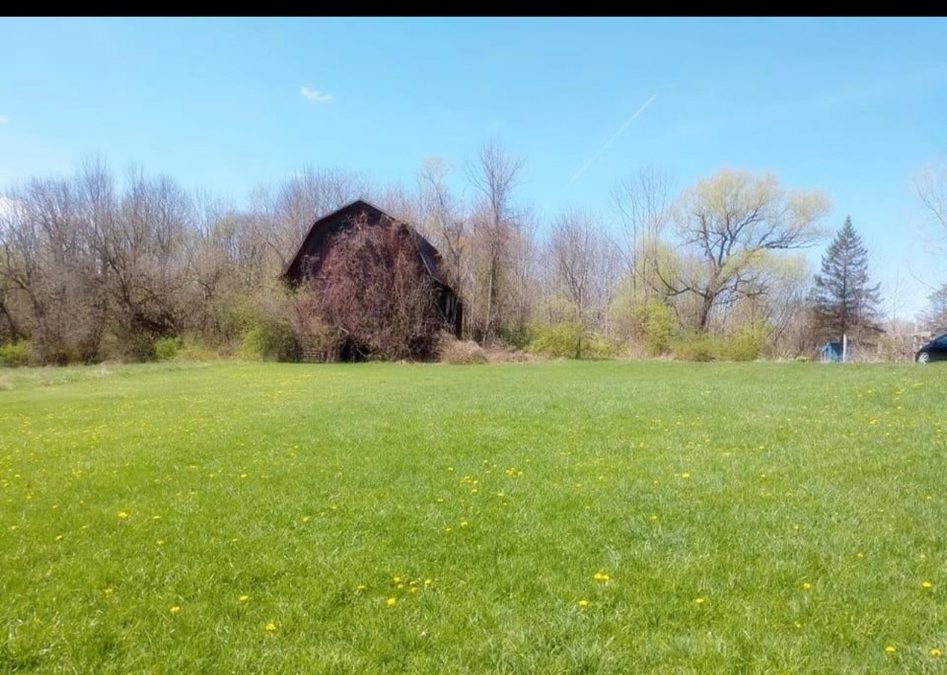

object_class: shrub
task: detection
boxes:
[634,301,676,356]
[527,322,585,358]
[0,341,31,368]
[438,336,488,364]
[153,336,184,361]
[716,324,767,362]
[240,318,300,362]
[672,334,716,362]
[527,322,618,359]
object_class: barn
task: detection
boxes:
[282,200,463,360]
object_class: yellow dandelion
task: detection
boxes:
[302,516,311,523]
[460,520,469,528]
[922,580,934,590]
[393,576,403,584]
[681,472,691,479]
[103,588,114,596]
[169,605,181,614]
[577,599,589,608]
[931,648,942,657]
[239,595,249,602]
[386,597,397,607]
[424,578,433,586]
[884,645,896,655]
[802,582,813,591]
[55,534,63,541]
[593,572,609,582]
[264,622,277,631]
[117,511,129,519]
[695,597,706,605]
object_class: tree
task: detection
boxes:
[657,169,829,331]
[811,217,882,340]
[914,161,947,236]
[920,281,947,332]
[466,141,524,341]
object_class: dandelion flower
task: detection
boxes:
[931,648,942,657]
[386,597,397,607]
[393,576,403,584]
[239,595,249,602]
[695,597,706,605]
[424,578,433,586]
[884,645,896,655]
[460,520,469,528]
[922,580,933,590]
[103,588,113,596]
[169,605,181,614]
[117,511,129,519]
[577,599,589,608]
[593,572,609,581]
[802,582,813,591]
[264,622,277,631]
[681,472,691,479]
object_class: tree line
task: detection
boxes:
[0,146,943,365]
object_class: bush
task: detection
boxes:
[634,301,676,356]
[240,318,300,362]
[438,336,488,364]
[0,341,31,368]
[716,324,767,362]
[527,322,618,359]
[527,322,584,358]
[673,324,768,362]
[672,334,716,362]
[153,336,184,361]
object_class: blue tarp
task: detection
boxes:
[820,341,843,362]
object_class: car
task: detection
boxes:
[916,333,947,363]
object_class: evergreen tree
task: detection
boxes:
[811,217,881,339]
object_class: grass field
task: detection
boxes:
[1,360,945,672]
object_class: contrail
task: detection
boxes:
[569,94,657,184]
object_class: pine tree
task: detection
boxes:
[811,217,881,340]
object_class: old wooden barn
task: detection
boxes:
[282,200,462,360]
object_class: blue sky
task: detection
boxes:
[1,17,946,319]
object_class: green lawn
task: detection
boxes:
[1,360,945,673]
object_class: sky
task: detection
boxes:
[1,17,946,319]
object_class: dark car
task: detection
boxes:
[916,333,947,363]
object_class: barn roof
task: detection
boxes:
[281,199,450,287]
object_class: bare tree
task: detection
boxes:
[613,167,673,296]
[466,140,524,341]
[658,169,829,332]
[914,161,947,235]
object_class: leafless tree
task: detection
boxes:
[466,140,524,341]
[914,161,947,236]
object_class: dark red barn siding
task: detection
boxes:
[282,200,463,338]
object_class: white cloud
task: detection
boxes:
[0,116,9,125]
[300,87,332,103]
